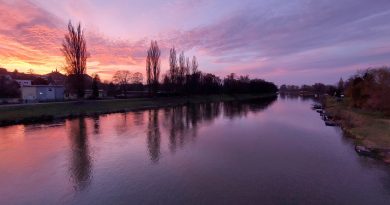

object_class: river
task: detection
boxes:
[1,96,390,204]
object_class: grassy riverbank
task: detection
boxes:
[324,97,390,162]
[0,94,275,126]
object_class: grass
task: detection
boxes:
[0,94,275,126]
[325,97,390,161]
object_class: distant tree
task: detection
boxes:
[185,57,190,75]
[32,77,49,85]
[92,74,100,99]
[146,41,161,95]
[107,82,117,97]
[131,72,143,84]
[169,47,178,87]
[0,67,6,74]
[188,56,201,94]
[312,83,326,94]
[202,73,222,94]
[178,51,186,88]
[191,56,198,74]
[27,69,34,75]
[112,70,132,94]
[279,85,287,92]
[61,21,88,98]
[0,76,20,98]
[337,77,344,96]
[345,67,390,114]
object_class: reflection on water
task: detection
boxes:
[3,95,390,205]
[160,97,276,157]
[146,109,161,163]
[67,117,92,191]
[92,115,100,135]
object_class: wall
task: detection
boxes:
[21,87,37,101]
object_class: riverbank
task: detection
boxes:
[0,94,276,127]
[324,97,390,162]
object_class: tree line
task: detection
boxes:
[144,42,278,96]
[279,67,390,115]
[279,80,344,97]
[344,67,390,115]
[60,22,277,98]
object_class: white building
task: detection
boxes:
[21,85,65,102]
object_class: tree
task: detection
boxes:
[27,69,34,75]
[345,67,390,113]
[337,77,344,96]
[178,51,186,88]
[92,74,100,99]
[0,76,20,98]
[185,57,190,75]
[191,56,198,74]
[32,77,49,85]
[169,47,178,87]
[61,21,88,98]
[112,70,132,95]
[146,40,161,95]
[131,72,143,84]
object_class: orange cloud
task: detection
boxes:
[0,0,148,81]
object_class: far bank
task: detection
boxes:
[0,94,276,127]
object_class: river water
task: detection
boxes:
[1,96,390,204]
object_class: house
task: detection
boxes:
[21,85,65,102]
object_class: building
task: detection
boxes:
[21,85,65,102]
[15,79,32,87]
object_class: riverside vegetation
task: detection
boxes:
[324,67,390,162]
[0,94,276,126]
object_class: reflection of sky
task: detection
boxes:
[1,0,390,84]
[1,98,390,204]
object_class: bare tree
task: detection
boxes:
[92,74,100,99]
[132,72,143,84]
[178,51,186,87]
[146,41,161,95]
[61,21,88,98]
[113,70,132,94]
[185,57,190,76]
[191,56,198,74]
[169,47,178,86]
[27,69,34,75]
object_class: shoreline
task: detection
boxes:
[0,94,276,127]
[323,97,390,163]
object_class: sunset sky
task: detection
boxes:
[1,0,390,85]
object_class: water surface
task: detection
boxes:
[1,96,390,204]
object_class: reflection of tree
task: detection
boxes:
[145,97,276,162]
[163,102,222,153]
[115,113,129,135]
[223,96,277,119]
[146,109,161,163]
[223,101,249,119]
[167,106,187,153]
[92,115,100,135]
[132,111,144,126]
[279,93,299,100]
[68,117,92,191]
